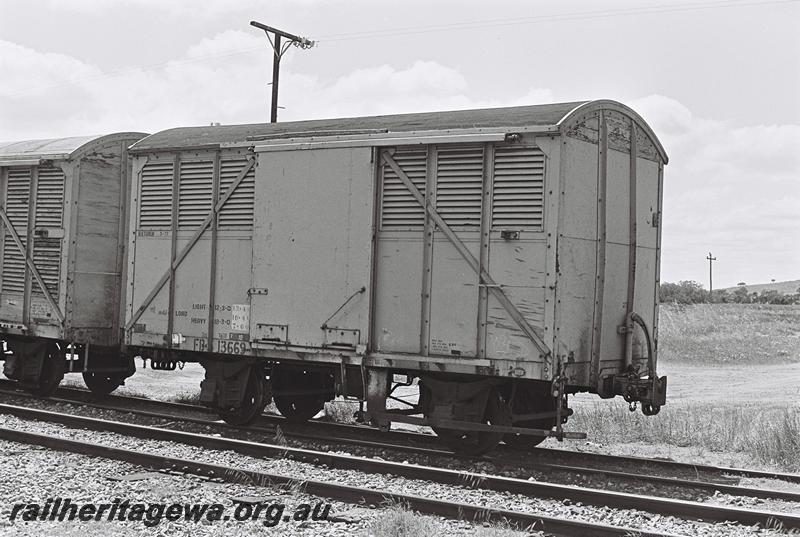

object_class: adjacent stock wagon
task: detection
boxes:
[124,100,667,453]
[0,133,146,395]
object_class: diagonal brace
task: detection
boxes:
[126,158,256,331]
[381,151,551,358]
[0,208,64,324]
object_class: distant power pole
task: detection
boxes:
[706,252,717,298]
[250,20,315,123]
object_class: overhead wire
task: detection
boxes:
[315,0,798,41]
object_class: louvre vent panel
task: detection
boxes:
[380,149,427,229]
[218,160,255,228]
[1,255,25,295]
[178,161,213,229]
[139,161,174,228]
[32,166,65,296]
[492,147,545,229]
[2,168,31,294]
[34,167,65,228]
[436,146,484,227]
[32,237,61,296]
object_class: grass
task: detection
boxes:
[169,391,201,404]
[658,303,800,365]
[365,505,526,537]
[570,400,800,470]
[365,506,440,537]
[563,303,800,471]
[322,398,359,424]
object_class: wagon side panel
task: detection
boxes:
[373,235,424,354]
[250,147,374,350]
[0,160,72,339]
[633,156,662,366]
[555,132,599,387]
[596,146,631,380]
[126,154,174,346]
[69,142,127,345]
[0,165,33,326]
[169,153,256,351]
[483,143,551,368]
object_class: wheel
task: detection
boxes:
[273,396,326,423]
[82,372,125,396]
[23,344,64,397]
[271,365,332,423]
[642,403,661,416]
[218,369,268,426]
[503,390,557,449]
[435,388,511,456]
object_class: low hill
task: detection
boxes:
[722,279,800,295]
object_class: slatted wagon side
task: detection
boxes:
[0,133,147,395]
[124,100,667,453]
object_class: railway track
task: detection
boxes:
[0,409,677,537]
[2,380,799,496]
[0,425,660,537]
[0,401,798,533]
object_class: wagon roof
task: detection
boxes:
[130,100,667,163]
[132,101,587,150]
[0,133,147,164]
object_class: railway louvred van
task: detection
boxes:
[0,133,147,396]
[125,100,667,454]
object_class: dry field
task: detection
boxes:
[570,303,800,471]
[658,303,800,365]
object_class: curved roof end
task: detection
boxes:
[0,132,148,162]
[557,99,668,164]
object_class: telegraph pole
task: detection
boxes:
[706,252,717,300]
[250,21,315,123]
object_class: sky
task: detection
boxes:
[1,0,798,289]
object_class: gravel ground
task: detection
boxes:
[0,413,791,537]
[0,439,523,537]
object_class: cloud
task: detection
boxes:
[279,61,470,118]
[0,36,796,287]
[44,0,272,17]
[630,95,800,287]
[0,37,554,140]
[278,62,555,119]
[186,30,263,59]
[0,37,272,140]
[0,41,100,97]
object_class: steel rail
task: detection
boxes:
[0,403,798,531]
[2,380,799,489]
[0,425,673,537]
[1,386,797,504]
[528,446,800,486]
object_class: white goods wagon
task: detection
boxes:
[125,101,667,453]
[0,133,147,395]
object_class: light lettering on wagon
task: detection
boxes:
[192,338,251,354]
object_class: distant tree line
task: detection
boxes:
[659,281,800,305]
